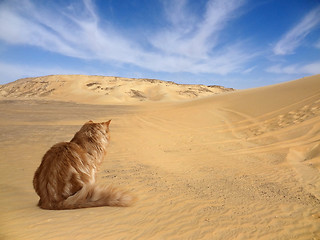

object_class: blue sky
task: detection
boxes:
[0,0,319,89]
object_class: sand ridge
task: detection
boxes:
[0,74,320,239]
[0,75,233,104]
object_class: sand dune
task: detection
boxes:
[0,74,320,239]
[0,75,233,104]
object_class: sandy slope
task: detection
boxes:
[0,75,320,239]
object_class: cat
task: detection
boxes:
[33,120,135,210]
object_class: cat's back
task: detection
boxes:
[33,142,86,191]
[34,141,86,175]
[42,141,82,163]
[33,141,88,207]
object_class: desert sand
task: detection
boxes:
[0,74,319,239]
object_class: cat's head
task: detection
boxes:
[85,120,111,135]
[77,120,112,141]
[71,120,112,149]
[86,120,111,130]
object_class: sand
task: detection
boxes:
[0,74,319,239]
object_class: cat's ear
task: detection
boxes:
[105,120,111,127]
[86,120,94,124]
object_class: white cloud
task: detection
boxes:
[266,64,298,74]
[242,66,256,74]
[162,0,194,29]
[0,0,91,58]
[273,6,320,55]
[301,62,320,75]
[266,61,320,75]
[315,38,320,49]
[0,0,254,76]
[151,0,246,58]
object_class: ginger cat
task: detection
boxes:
[33,120,135,210]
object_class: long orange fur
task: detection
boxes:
[33,120,135,210]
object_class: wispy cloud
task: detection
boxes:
[0,0,254,75]
[273,5,320,55]
[0,0,145,61]
[151,0,246,58]
[0,0,92,58]
[266,61,320,75]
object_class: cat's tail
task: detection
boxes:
[58,184,136,209]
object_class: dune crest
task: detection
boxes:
[0,75,233,104]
